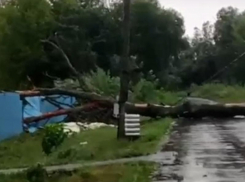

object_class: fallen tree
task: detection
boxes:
[19,88,245,124]
[24,103,100,124]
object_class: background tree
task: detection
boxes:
[0,0,54,89]
[178,22,217,87]
[2,0,245,91]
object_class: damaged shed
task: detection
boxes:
[0,92,76,141]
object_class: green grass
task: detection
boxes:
[192,83,245,103]
[0,118,173,169]
[130,83,245,106]
[157,83,245,104]
[0,162,155,182]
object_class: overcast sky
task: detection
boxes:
[159,0,245,36]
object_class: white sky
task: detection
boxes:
[159,0,245,36]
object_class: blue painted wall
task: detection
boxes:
[0,93,23,141]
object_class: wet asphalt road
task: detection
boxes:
[153,118,245,182]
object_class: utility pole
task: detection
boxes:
[117,0,131,139]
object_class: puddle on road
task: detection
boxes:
[152,119,245,182]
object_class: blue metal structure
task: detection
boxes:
[0,92,76,141]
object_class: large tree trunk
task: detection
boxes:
[20,89,245,124]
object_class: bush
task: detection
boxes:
[42,124,68,155]
[26,164,47,182]
[131,79,159,103]
[130,79,182,105]
[53,68,181,105]
[83,67,120,97]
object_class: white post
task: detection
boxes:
[113,95,119,118]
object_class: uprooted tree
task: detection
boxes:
[20,88,245,125]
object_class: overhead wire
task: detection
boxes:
[203,50,245,83]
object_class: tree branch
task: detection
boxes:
[41,40,80,77]
[41,39,88,90]
[19,88,114,107]
[24,103,99,124]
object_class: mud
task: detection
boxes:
[153,118,245,182]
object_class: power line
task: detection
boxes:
[204,50,245,83]
[185,50,245,98]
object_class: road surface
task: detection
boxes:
[153,118,245,182]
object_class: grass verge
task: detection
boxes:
[192,83,245,103]
[0,162,155,182]
[0,118,173,169]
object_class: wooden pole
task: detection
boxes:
[118,0,131,139]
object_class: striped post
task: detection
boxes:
[124,114,140,137]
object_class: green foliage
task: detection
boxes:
[156,89,184,105]
[0,173,27,182]
[0,162,155,182]
[81,68,181,105]
[0,0,188,89]
[130,76,182,105]
[0,118,172,169]
[3,0,245,90]
[0,0,54,89]
[42,124,68,155]
[178,6,245,86]
[48,118,172,164]
[192,83,245,103]
[131,79,159,103]
[26,164,48,182]
[83,67,120,97]
[130,1,187,74]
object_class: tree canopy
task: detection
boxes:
[0,0,245,90]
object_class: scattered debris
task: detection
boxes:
[63,122,81,134]
[79,141,88,145]
[234,115,245,119]
[78,122,115,130]
[63,122,115,134]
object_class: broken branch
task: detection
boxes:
[41,39,86,90]
[24,103,99,124]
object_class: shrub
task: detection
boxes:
[26,164,47,182]
[83,67,120,97]
[42,124,68,155]
[53,68,181,105]
[131,79,159,103]
[130,79,182,105]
